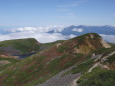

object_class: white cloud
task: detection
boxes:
[7,26,66,33]
[0,29,76,43]
[72,28,83,32]
[100,34,115,43]
[0,32,60,43]
[68,34,76,38]
[1,26,75,43]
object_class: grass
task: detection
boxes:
[0,52,85,86]
[0,57,20,71]
[0,57,19,63]
[0,38,40,54]
[57,46,69,53]
[62,54,93,76]
[100,43,115,57]
[71,59,94,74]
[0,39,64,55]
[72,33,101,46]
[63,53,83,68]
[38,40,64,52]
[93,43,115,55]
[106,54,115,64]
[77,67,115,86]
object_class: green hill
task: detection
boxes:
[0,38,40,55]
[0,38,64,55]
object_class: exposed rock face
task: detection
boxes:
[101,51,115,63]
[100,40,111,48]
[87,51,115,73]
[0,54,18,59]
[73,33,111,54]
[0,61,11,66]
[56,43,62,48]
[90,34,94,38]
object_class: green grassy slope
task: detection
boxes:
[0,38,64,55]
[0,40,64,72]
[0,38,40,54]
[74,43,115,86]
[37,40,64,52]
[0,57,20,71]
[77,67,115,86]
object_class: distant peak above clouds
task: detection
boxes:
[0,25,115,43]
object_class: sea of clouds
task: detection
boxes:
[0,26,115,43]
[0,26,76,43]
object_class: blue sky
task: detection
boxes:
[0,0,115,26]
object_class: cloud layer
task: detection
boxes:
[0,26,76,43]
[7,26,66,33]
[0,26,115,43]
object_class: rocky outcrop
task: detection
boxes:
[100,40,111,48]
[0,61,11,66]
[74,33,111,54]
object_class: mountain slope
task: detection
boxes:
[35,42,115,86]
[0,38,41,55]
[0,40,63,72]
[76,51,115,86]
[0,38,64,56]
[0,33,113,86]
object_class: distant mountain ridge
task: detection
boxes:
[0,25,115,43]
[57,25,115,35]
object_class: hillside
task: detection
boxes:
[0,33,114,86]
[0,38,41,55]
[0,38,63,66]
[0,38,64,56]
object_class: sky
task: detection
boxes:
[0,0,115,27]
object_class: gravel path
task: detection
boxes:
[35,65,81,86]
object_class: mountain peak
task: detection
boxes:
[71,33,111,54]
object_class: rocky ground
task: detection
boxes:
[35,65,81,86]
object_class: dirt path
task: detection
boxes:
[35,65,80,86]
[70,75,81,86]
[88,62,99,72]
